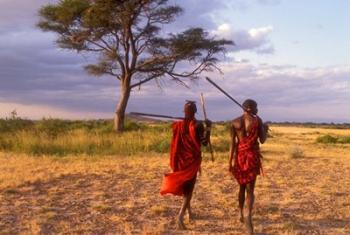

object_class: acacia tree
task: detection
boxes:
[38,0,233,131]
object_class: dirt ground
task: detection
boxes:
[0,126,349,234]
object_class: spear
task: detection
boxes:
[205,77,245,110]
[129,112,185,120]
[200,93,215,162]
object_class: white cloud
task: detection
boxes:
[0,0,55,32]
[0,102,112,120]
[248,26,273,39]
[209,62,350,122]
[0,0,348,123]
[256,0,281,6]
[212,24,274,54]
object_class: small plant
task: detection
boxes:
[289,146,305,159]
[10,109,18,119]
[3,188,20,194]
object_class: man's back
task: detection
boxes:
[232,115,267,144]
[228,99,268,235]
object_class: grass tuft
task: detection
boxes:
[288,146,305,159]
[3,188,20,194]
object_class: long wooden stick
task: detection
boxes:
[130,112,205,122]
[205,77,245,110]
[200,93,215,162]
[130,112,184,120]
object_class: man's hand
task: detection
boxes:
[263,122,269,133]
[228,163,233,172]
[204,119,212,129]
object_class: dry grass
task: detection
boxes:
[0,125,349,234]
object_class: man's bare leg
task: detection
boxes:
[185,177,196,222]
[177,195,189,229]
[187,191,194,221]
[177,177,196,229]
[245,179,256,235]
[238,184,246,223]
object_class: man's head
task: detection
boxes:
[184,100,197,119]
[242,99,258,115]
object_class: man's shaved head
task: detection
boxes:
[184,100,197,118]
[242,99,258,115]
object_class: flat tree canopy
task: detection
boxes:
[38,0,233,131]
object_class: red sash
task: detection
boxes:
[160,120,201,196]
[233,117,263,185]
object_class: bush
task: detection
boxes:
[150,139,170,153]
[338,136,350,144]
[0,118,34,132]
[35,118,71,138]
[316,135,338,144]
[124,120,145,131]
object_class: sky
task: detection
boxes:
[0,0,349,122]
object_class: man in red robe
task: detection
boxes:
[160,101,211,229]
[229,99,268,235]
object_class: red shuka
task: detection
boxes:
[160,120,201,196]
[233,117,263,185]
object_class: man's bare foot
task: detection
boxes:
[177,216,186,230]
[188,211,195,222]
[239,214,244,223]
[244,217,254,235]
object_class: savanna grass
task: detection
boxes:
[0,118,230,156]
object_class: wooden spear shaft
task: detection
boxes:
[205,77,245,111]
[200,93,215,162]
[130,112,205,121]
[130,112,184,120]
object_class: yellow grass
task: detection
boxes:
[0,126,349,234]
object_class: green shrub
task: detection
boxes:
[150,139,170,153]
[316,135,338,144]
[35,118,70,138]
[124,120,145,131]
[338,136,350,144]
[0,118,34,132]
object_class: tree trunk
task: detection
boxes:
[114,82,131,132]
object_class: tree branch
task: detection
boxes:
[130,73,164,89]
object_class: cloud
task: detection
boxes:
[0,0,348,123]
[212,24,274,54]
[208,62,350,122]
[113,61,350,123]
[0,0,55,32]
[0,27,119,114]
[168,0,230,31]
[0,102,113,120]
[256,0,281,6]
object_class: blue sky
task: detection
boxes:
[0,0,349,122]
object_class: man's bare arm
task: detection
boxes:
[229,123,237,172]
[258,117,268,144]
[198,120,211,146]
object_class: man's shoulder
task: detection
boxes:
[194,120,204,129]
[232,116,243,129]
[172,120,183,129]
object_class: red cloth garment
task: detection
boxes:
[233,117,263,185]
[160,120,201,196]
